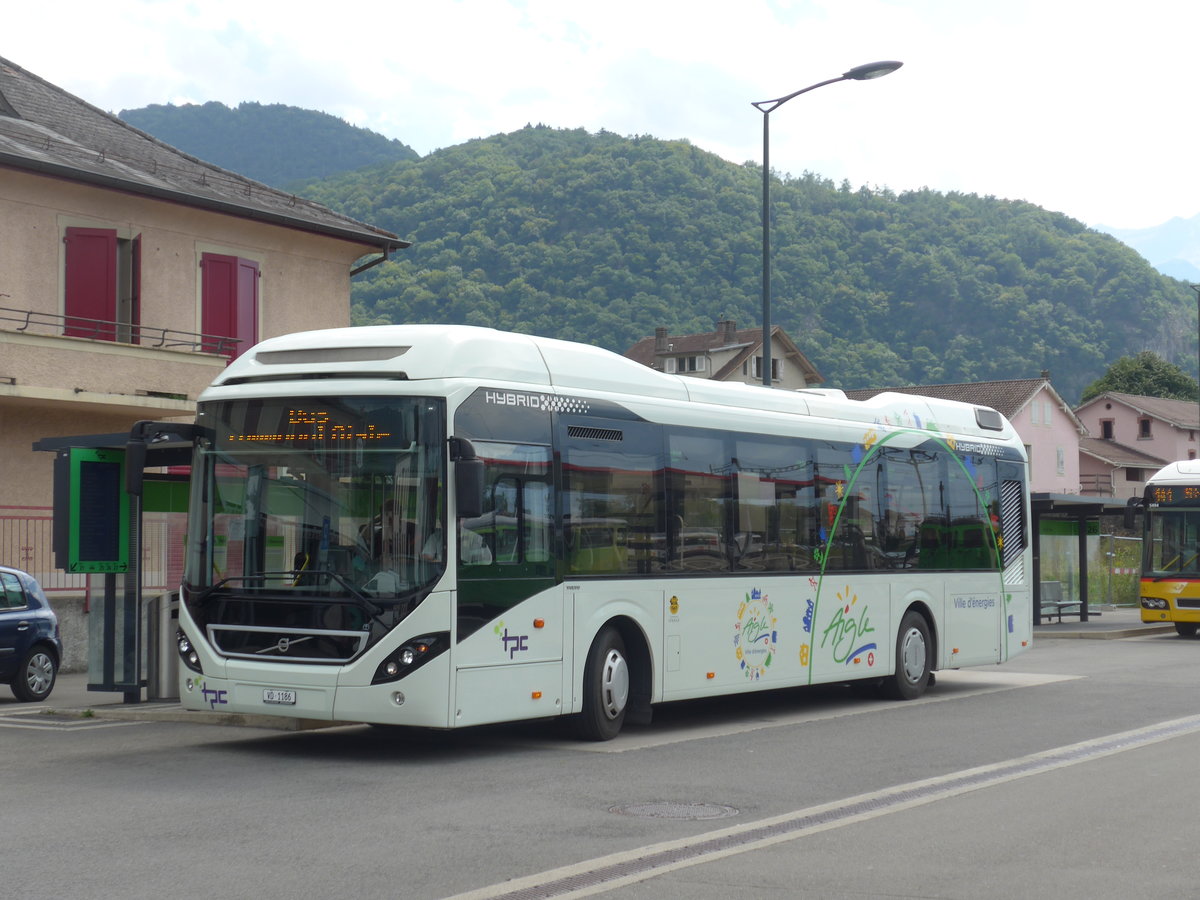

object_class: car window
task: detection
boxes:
[0,571,27,609]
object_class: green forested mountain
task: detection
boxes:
[117,103,1193,404]
[119,101,419,188]
[294,125,1193,403]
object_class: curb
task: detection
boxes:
[1036,624,1177,641]
[42,702,344,731]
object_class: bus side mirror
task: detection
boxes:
[124,438,148,496]
[450,437,484,520]
[1124,497,1142,530]
[125,420,205,497]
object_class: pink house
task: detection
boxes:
[1073,392,1200,499]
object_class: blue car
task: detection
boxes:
[0,565,62,702]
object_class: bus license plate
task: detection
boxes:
[263,689,297,705]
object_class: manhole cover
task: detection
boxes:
[609,802,739,820]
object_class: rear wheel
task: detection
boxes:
[575,626,629,741]
[12,645,57,702]
[1175,622,1198,637]
[882,611,931,700]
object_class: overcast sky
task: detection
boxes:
[7,0,1198,230]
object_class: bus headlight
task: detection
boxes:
[372,632,449,684]
[1141,597,1170,610]
[177,629,203,673]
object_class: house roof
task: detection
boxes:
[624,324,824,384]
[1078,391,1200,430]
[1077,437,1169,469]
[0,56,408,257]
[844,377,1086,432]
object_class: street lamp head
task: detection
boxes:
[843,60,903,80]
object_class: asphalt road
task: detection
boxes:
[3,625,1198,900]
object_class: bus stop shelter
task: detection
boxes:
[32,421,196,702]
[1030,492,1131,624]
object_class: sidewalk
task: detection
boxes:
[0,671,324,730]
[1033,604,1175,639]
[2,606,1173,727]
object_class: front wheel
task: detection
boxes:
[12,645,57,702]
[1175,622,1199,638]
[574,626,629,741]
[882,611,931,700]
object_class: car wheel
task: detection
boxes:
[1175,622,1198,638]
[12,645,57,702]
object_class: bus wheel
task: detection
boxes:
[575,626,629,741]
[883,611,931,701]
[1175,623,1198,638]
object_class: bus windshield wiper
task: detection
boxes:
[188,572,384,617]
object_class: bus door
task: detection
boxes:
[558,414,666,703]
[452,441,561,727]
[941,457,1022,666]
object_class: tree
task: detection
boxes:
[1080,351,1199,402]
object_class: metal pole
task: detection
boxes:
[761,111,772,387]
[1192,284,1200,430]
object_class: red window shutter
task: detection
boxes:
[235,257,259,354]
[201,253,235,352]
[201,253,259,359]
[130,234,142,344]
[64,227,117,340]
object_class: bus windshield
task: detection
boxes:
[1145,505,1200,577]
[184,395,446,609]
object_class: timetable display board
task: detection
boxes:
[57,448,130,573]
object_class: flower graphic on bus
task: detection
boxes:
[734,589,777,680]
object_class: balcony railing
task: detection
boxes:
[1,505,179,594]
[1079,474,1114,497]
[0,306,240,355]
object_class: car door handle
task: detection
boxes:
[16,622,30,631]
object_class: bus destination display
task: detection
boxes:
[214,401,400,449]
[1151,485,1200,505]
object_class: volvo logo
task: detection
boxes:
[254,634,312,656]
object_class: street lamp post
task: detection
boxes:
[1192,284,1200,429]
[752,60,903,387]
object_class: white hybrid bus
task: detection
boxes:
[175,325,1032,739]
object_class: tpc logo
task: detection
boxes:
[495,620,529,659]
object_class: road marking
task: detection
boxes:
[538,669,1080,753]
[447,713,1200,900]
[0,713,149,731]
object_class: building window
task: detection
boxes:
[1125,468,1144,481]
[1138,418,1152,439]
[667,355,705,374]
[63,226,140,343]
[752,356,781,381]
[201,253,259,359]
[1056,447,1065,475]
[1100,420,1114,439]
